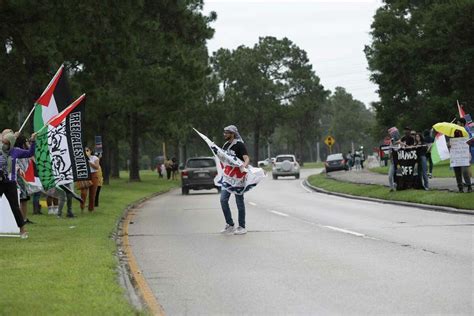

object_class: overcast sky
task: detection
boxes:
[203,0,383,107]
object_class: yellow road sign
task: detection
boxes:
[324,135,335,147]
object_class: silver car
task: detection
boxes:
[272,154,300,179]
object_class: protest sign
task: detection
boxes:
[449,138,470,167]
[393,148,422,190]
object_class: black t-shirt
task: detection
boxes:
[222,141,248,161]
[417,143,428,156]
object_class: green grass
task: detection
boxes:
[301,161,325,169]
[308,173,474,210]
[0,171,179,315]
[371,160,453,178]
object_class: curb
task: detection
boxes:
[115,190,173,316]
[303,179,474,216]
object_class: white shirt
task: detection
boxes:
[89,155,99,173]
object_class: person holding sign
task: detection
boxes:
[1,131,37,238]
[449,130,472,193]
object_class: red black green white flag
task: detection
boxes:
[33,65,90,190]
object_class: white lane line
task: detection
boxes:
[322,225,366,237]
[300,180,313,193]
[249,202,257,206]
[269,210,290,217]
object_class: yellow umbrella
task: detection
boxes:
[432,122,469,137]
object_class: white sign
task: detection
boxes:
[450,138,471,167]
[0,196,20,235]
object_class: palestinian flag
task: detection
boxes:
[34,66,90,189]
[33,65,72,131]
[21,160,43,194]
[431,133,450,165]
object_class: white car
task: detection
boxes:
[272,155,300,179]
[258,157,275,167]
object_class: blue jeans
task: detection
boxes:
[220,189,245,228]
[420,155,429,189]
[388,162,396,190]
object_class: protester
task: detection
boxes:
[423,129,434,178]
[401,127,415,146]
[46,193,59,214]
[456,118,473,178]
[32,191,43,215]
[0,131,37,238]
[94,155,103,208]
[415,132,429,190]
[346,151,353,170]
[57,183,75,218]
[387,127,401,191]
[14,135,34,223]
[156,162,162,177]
[449,130,472,193]
[359,147,365,169]
[219,125,250,235]
[164,158,173,180]
[171,157,179,180]
[80,147,100,211]
[353,150,361,170]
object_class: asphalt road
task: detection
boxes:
[128,168,473,315]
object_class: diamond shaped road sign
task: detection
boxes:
[324,135,335,147]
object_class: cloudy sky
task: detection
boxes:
[203,0,383,107]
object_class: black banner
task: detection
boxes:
[393,148,422,190]
[66,96,90,181]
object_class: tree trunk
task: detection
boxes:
[111,141,120,178]
[129,112,141,182]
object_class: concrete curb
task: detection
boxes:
[303,179,474,216]
[115,190,173,316]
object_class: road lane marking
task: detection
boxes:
[270,210,290,217]
[322,225,366,237]
[249,202,257,206]
[300,180,313,193]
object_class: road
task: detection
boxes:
[128,168,473,315]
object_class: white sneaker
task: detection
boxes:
[234,226,247,235]
[220,224,235,234]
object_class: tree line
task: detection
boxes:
[1,1,376,183]
[365,0,474,134]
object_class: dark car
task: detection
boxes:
[324,153,348,173]
[181,157,220,195]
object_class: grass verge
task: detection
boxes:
[301,162,325,169]
[307,173,474,210]
[370,160,453,178]
[0,171,179,315]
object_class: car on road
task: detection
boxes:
[324,153,348,173]
[272,154,300,179]
[258,157,276,167]
[181,157,220,195]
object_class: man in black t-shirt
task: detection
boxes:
[401,127,415,146]
[220,125,250,235]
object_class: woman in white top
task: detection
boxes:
[80,147,100,211]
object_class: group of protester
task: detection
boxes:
[1,128,103,239]
[385,117,473,193]
[345,148,366,170]
[157,157,179,180]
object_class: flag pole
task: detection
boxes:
[18,105,36,135]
